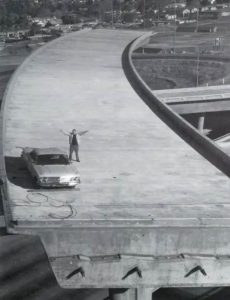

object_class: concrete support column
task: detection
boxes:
[109,288,135,300]
[109,287,159,300]
[136,288,154,300]
[198,115,205,133]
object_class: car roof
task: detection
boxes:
[32,148,67,156]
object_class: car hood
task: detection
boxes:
[33,164,79,177]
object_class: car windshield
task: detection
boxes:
[36,154,69,165]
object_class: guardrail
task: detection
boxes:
[122,32,230,178]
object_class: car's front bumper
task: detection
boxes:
[38,179,80,188]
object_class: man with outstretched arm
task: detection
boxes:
[60,129,88,162]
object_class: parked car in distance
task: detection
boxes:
[21,147,80,188]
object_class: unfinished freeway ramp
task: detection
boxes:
[2,29,230,299]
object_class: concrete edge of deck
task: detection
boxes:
[123,32,230,180]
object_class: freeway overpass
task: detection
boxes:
[154,85,230,114]
[2,29,230,299]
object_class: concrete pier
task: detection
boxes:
[198,115,205,132]
[109,288,157,300]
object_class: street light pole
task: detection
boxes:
[111,0,114,28]
[174,2,176,53]
[119,0,121,23]
[196,7,199,32]
[173,0,177,54]
[196,46,200,87]
[143,0,146,29]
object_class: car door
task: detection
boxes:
[23,150,37,178]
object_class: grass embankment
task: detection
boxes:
[133,31,230,89]
[133,58,227,89]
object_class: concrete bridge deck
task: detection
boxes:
[154,85,230,103]
[154,85,230,114]
[2,29,230,289]
[2,29,230,227]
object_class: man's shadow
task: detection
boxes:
[5,156,37,189]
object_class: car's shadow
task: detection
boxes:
[5,156,37,189]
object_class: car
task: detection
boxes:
[21,147,80,188]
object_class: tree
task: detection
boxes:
[187,0,201,7]
[45,20,52,27]
[153,0,176,9]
